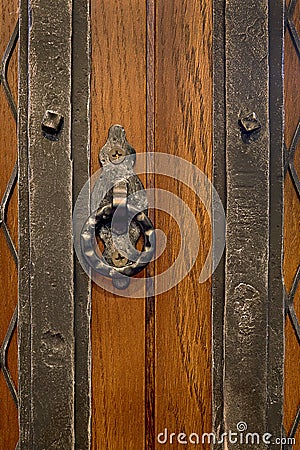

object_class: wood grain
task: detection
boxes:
[155,1,212,448]
[90,2,213,448]
[0,2,19,449]
[145,0,156,448]
[283,3,300,443]
[0,1,299,448]
[90,1,147,448]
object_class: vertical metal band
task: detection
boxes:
[18,0,31,445]
[224,1,270,444]
[266,0,284,441]
[72,0,91,448]
[19,0,75,447]
[212,0,226,447]
[213,1,284,448]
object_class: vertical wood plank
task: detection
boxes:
[0,1,19,449]
[155,1,212,447]
[91,1,146,448]
[284,0,300,443]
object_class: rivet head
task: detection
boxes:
[109,147,126,164]
[239,112,261,133]
[42,110,64,138]
[239,112,261,143]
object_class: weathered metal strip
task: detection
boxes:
[18,0,32,445]
[72,0,91,448]
[224,1,270,447]
[213,0,284,448]
[266,0,284,444]
[19,0,75,447]
[212,0,226,447]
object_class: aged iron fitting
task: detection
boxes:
[238,111,261,144]
[80,125,155,290]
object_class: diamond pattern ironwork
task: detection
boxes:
[284,1,300,448]
[0,20,19,409]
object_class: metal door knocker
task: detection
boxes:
[80,124,155,289]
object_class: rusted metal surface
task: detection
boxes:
[213,0,284,448]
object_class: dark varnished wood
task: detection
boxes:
[154,2,212,447]
[90,1,147,448]
[283,3,300,443]
[0,2,19,449]
[145,0,156,448]
[90,1,213,448]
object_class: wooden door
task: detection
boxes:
[0,1,299,449]
[90,1,212,448]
